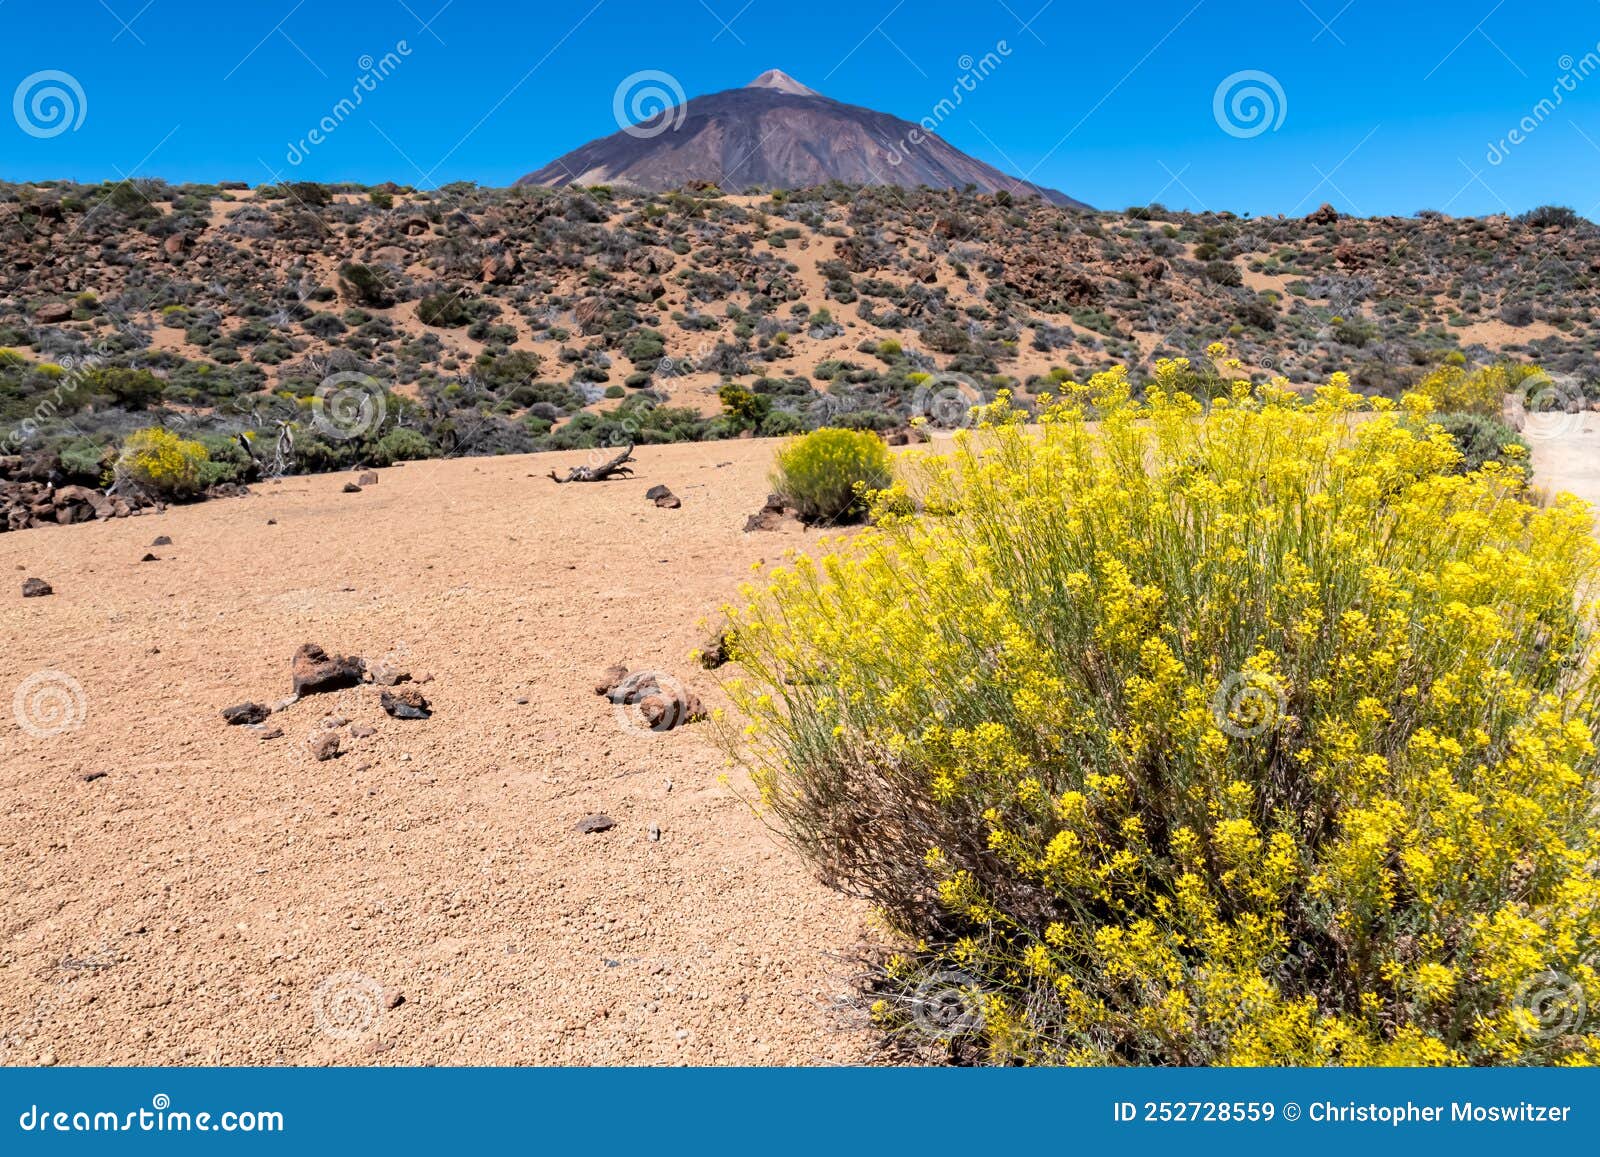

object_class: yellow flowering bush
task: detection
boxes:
[771,427,892,523]
[117,426,209,497]
[724,361,1600,1065]
[1411,361,1540,417]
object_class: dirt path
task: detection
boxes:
[0,440,871,1065]
[1529,410,1600,513]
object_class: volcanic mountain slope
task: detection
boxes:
[519,69,1086,208]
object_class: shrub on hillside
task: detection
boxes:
[770,428,892,523]
[725,365,1600,1065]
[117,427,209,497]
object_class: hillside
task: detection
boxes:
[2,179,1598,520]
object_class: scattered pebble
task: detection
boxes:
[308,732,341,761]
[380,687,431,719]
[574,813,616,834]
[21,577,52,598]
[221,702,271,726]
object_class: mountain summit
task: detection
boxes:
[516,70,1086,207]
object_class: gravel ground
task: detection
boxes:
[0,440,872,1065]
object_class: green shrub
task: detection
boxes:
[770,427,892,523]
[370,426,433,466]
[1432,412,1532,476]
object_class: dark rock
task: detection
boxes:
[221,701,271,725]
[699,630,732,669]
[645,484,681,509]
[594,663,629,697]
[342,482,362,494]
[81,771,107,783]
[574,813,617,834]
[151,535,172,546]
[140,553,159,562]
[291,643,365,696]
[256,726,285,741]
[380,687,431,719]
[21,577,52,597]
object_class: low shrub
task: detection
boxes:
[370,426,433,466]
[117,427,210,497]
[770,427,892,523]
[725,364,1600,1065]
[1432,411,1531,476]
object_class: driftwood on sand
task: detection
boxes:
[547,444,635,483]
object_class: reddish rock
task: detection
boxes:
[291,643,365,697]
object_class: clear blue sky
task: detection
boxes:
[5,0,1600,217]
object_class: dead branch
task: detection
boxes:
[548,443,635,483]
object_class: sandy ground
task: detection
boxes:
[0,439,874,1065]
[1529,409,1600,513]
[3,419,1596,1068]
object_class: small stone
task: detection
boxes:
[367,660,411,686]
[382,988,405,1010]
[514,696,529,705]
[349,724,377,738]
[267,519,277,525]
[140,553,159,562]
[358,471,379,486]
[308,731,341,761]
[256,727,285,741]
[342,482,362,493]
[574,813,617,834]
[380,687,431,719]
[648,823,661,842]
[322,715,349,729]
[151,535,172,546]
[271,695,300,713]
[593,663,629,696]
[221,701,271,726]
[21,577,52,597]
[81,771,107,783]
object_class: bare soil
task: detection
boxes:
[0,439,871,1065]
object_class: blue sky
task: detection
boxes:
[5,0,1600,216]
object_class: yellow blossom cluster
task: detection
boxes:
[723,361,1600,1065]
